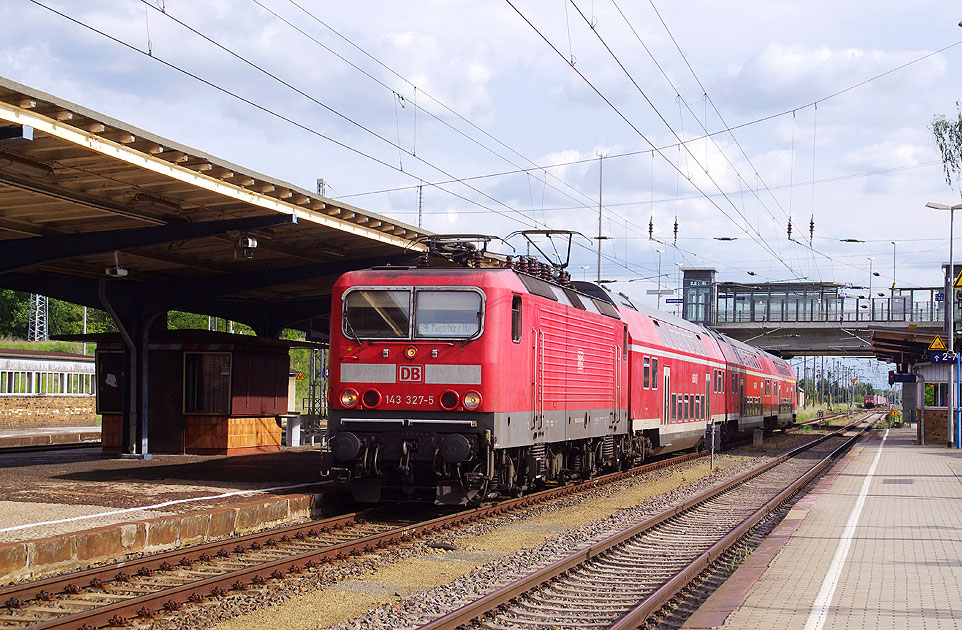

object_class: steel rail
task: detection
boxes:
[416,420,871,630]
[610,420,875,629]
[1,450,704,629]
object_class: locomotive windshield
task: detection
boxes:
[342,288,484,340]
[343,290,410,338]
[415,290,483,338]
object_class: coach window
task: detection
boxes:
[683,394,690,420]
[511,295,522,342]
[652,358,659,389]
[643,357,651,388]
[671,393,677,421]
[623,326,628,359]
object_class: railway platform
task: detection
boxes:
[0,445,345,583]
[684,425,962,629]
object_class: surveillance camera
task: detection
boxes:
[105,266,128,278]
[238,236,257,249]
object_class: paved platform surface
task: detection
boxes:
[0,445,347,582]
[685,425,962,629]
[0,446,329,538]
[0,425,100,448]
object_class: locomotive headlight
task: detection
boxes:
[340,388,359,408]
[404,345,418,360]
[463,391,482,410]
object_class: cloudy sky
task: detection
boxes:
[4,0,962,313]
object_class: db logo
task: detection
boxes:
[398,365,423,382]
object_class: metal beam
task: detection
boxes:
[0,254,415,320]
[195,296,332,338]
[0,214,297,273]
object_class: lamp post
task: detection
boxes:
[580,265,589,282]
[656,249,664,310]
[890,241,898,293]
[867,257,874,320]
[926,201,962,447]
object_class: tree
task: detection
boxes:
[0,290,30,338]
[932,102,962,189]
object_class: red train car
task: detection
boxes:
[322,259,796,504]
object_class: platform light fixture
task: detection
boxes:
[0,149,53,178]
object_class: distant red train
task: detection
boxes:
[322,253,797,504]
[863,394,887,408]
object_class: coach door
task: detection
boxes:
[740,378,746,416]
[705,371,711,424]
[661,366,671,446]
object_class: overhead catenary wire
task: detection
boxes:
[527,0,799,276]
[270,0,651,243]
[137,0,547,230]
[43,0,665,279]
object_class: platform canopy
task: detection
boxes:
[868,327,941,370]
[0,76,432,337]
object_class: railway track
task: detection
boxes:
[0,449,705,629]
[416,419,875,630]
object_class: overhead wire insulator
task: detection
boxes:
[787,217,793,240]
[673,216,678,246]
[648,217,654,241]
[809,216,815,244]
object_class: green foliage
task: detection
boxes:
[0,337,87,354]
[0,290,30,338]
[166,311,255,334]
[932,101,962,187]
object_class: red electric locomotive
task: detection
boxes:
[322,244,796,504]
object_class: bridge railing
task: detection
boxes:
[713,288,945,325]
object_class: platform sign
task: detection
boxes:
[928,335,948,352]
[954,269,962,288]
[936,292,944,302]
[931,351,958,364]
[850,377,857,384]
[665,298,684,304]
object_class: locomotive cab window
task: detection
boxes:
[344,289,411,338]
[415,290,483,339]
[511,295,522,343]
